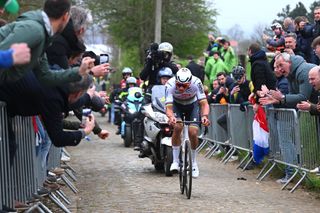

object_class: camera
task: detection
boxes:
[100,53,109,64]
[146,43,164,63]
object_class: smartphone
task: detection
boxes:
[100,54,109,64]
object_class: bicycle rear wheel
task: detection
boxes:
[185,140,192,199]
[179,146,184,194]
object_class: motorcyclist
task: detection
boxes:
[158,67,173,85]
[114,77,137,135]
[120,67,133,89]
[165,68,210,178]
[140,42,179,103]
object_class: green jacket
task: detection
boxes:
[204,57,228,83]
[221,47,237,74]
[0,10,81,85]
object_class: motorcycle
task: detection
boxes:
[120,87,144,148]
[140,85,173,176]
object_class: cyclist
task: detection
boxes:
[158,67,173,85]
[165,68,210,178]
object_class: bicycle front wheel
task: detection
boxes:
[179,146,184,194]
[185,140,192,199]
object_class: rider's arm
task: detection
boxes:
[165,104,174,118]
[199,99,210,118]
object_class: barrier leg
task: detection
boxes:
[220,145,233,163]
[65,169,77,182]
[281,168,299,191]
[259,161,276,181]
[61,174,78,194]
[223,148,237,164]
[38,202,53,213]
[237,152,250,169]
[256,160,271,179]
[290,171,307,193]
[196,139,208,153]
[204,144,217,158]
[61,162,77,174]
[56,189,71,205]
[49,192,71,213]
[241,155,253,171]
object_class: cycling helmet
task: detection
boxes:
[126,76,137,85]
[271,22,282,30]
[158,42,173,53]
[158,67,173,78]
[232,66,245,80]
[122,67,133,74]
[175,68,192,83]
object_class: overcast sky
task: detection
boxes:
[213,0,316,37]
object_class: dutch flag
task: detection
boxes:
[252,105,269,164]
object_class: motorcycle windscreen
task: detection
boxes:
[151,85,166,112]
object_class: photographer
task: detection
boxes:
[140,42,179,87]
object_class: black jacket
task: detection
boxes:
[46,19,84,69]
[140,59,178,86]
[186,61,204,83]
[250,50,277,93]
[0,72,83,147]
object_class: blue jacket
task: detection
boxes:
[0,49,13,68]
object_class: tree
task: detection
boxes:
[226,24,244,41]
[308,1,320,22]
[85,0,217,68]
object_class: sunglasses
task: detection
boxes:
[176,82,189,89]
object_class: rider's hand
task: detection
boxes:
[201,116,210,126]
[168,116,177,126]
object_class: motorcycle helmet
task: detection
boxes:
[122,67,133,75]
[158,42,173,53]
[126,76,137,85]
[271,22,282,30]
[158,67,173,78]
[232,65,245,81]
[175,68,192,83]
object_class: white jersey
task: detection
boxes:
[165,76,206,105]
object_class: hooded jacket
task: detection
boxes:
[0,10,81,85]
[283,55,315,108]
[250,50,277,93]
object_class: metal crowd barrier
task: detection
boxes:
[0,102,13,210]
[48,145,62,170]
[203,104,319,193]
[299,111,320,170]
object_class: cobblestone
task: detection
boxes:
[67,116,320,212]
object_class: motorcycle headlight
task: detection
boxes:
[128,108,136,114]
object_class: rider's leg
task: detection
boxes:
[188,125,199,164]
[172,123,183,163]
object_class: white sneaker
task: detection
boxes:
[228,155,239,162]
[170,162,179,172]
[212,149,222,156]
[192,164,199,178]
[310,167,320,173]
[61,154,70,162]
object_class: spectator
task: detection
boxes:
[312,36,320,63]
[186,55,204,83]
[259,53,314,108]
[0,0,96,85]
[296,66,320,115]
[283,17,295,33]
[0,72,95,147]
[204,51,228,84]
[220,40,238,74]
[215,72,234,104]
[263,23,285,52]
[207,79,220,104]
[273,59,289,95]
[283,32,304,57]
[295,16,313,63]
[248,43,277,102]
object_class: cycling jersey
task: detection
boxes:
[165,76,206,105]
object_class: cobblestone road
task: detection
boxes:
[67,116,320,213]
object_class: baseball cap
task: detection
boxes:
[0,0,19,14]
